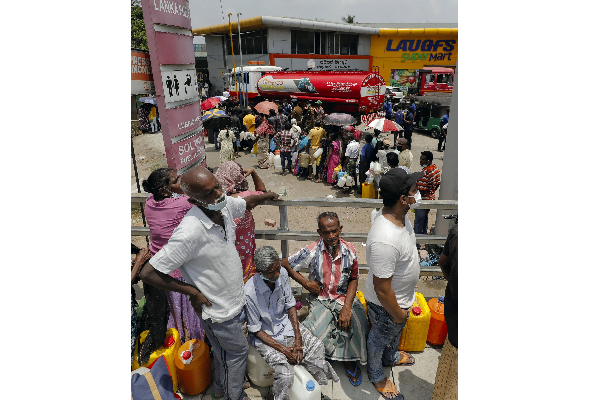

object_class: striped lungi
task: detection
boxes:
[256,325,339,400]
[302,296,369,364]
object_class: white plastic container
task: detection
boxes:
[373,162,382,175]
[289,365,321,400]
[246,344,274,387]
[313,147,323,159]
[337,176,346,187]
[267,152,275,166]
[274,154,281,168]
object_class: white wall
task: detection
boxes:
[268,28,291,54]
[357,34,371,56]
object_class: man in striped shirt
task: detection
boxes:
[414,151,441,238]
[273,122,296,175]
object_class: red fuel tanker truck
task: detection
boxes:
[227,66,386,118]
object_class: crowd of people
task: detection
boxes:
[203,97,447,199]
[131,95,455,400]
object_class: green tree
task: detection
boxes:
[131,0,148,50]
[342,15,356,24]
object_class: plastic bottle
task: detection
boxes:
[426,296,447,346]
[362,182,375,198]
[289,365,321,400]
[246,344,275,387]
[274,154,281,168]
[175,339,212,395]
[131,328,181,392]
[398,292,431,352]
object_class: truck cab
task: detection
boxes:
[419,67,454,95]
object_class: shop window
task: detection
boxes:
[226,29,268,55]
[291,30,315,54]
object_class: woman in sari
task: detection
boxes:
[214,161,268,283]
[255,118,275,169]
[326,132,341,185]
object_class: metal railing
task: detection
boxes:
[132,193,458,276]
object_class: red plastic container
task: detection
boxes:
[426,296,447,345]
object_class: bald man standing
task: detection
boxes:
[139,166,279,400]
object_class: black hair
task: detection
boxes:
[421,151,434,162]
[386,152,399,168]
[373,129,381,136]
[365,134,373,143]
[278,106,283,112]
[381,181,411,207]
[284,121,292,130]
[317,211,340,229]
[269,109,276,116]
[142,167,174,196]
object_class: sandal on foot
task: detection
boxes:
[393,351,415,366]
[374,381,404,400]
[345,363,362,386]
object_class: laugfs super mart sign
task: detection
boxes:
[140,0,205,174]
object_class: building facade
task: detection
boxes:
[192,17,457,95]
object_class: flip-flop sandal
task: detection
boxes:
[211,390,224,399]
[345,363,362,386]
[374,381,405,400]
[393,351,415,366]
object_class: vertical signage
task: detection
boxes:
[131,50,155,95]
[140,0,206,174]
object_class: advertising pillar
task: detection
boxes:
[140,0,206,174]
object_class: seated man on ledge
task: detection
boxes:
[281,212,369,386]
[244,246,339,400]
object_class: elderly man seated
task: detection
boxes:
[244,246,339,400]
[281,212,369,386]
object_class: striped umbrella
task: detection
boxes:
[367,118,403,132]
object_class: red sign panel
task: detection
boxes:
[147,0,192,30]
[140,0,205,172]
[154,33,195,66]
[164,102,203,138]
[171,132,206,172]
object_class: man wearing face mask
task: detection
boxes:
[414,151,441,241]
[281,212,369,386]
[244,246,339,400]
[364,168,424,400]
[139,166,279,400]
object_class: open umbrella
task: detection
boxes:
[254,100,278,115]
[202,109,230,130]
[201,97,221,110]
[367,118,403,132]
[323,113,357,126]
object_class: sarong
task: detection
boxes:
[301,296,369,364]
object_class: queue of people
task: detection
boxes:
[132,94,452,400]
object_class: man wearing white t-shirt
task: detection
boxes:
[363,168,424,400]
[139,166,279,400]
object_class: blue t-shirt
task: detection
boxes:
[360,143,375,163]
[411,103,417,114]
[384,102,393,116]
[395,111,404,125]
[441,114,449,126]
[405,112,413,131]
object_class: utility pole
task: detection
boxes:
[434,63,458,236]
[237,12,244,106]
[228,13,238,98]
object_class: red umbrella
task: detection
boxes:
[367,118,403,132]
[201,97,221,111]
[254,100,278,115]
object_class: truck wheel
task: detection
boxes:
[430,128,440,139]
